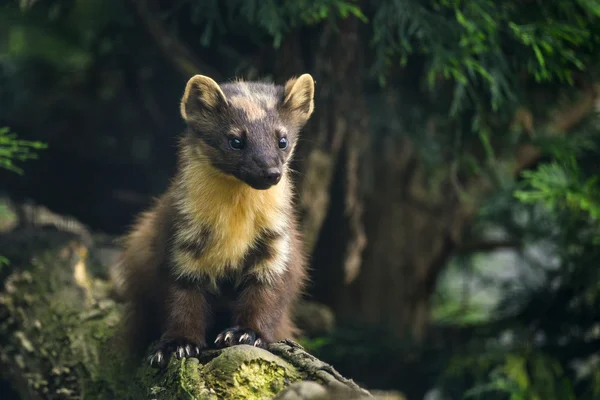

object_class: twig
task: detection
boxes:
[458,239,522,253]
[511,84,599,176]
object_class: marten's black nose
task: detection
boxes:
[264,168,281,184]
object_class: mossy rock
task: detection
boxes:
[202,345,301,398]
[142,346,302,400]
[0,228,372,399]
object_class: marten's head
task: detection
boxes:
[180,74,314,190]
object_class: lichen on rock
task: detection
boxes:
[200,345,301,399]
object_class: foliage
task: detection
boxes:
[185,0,366,48]
[0,127,46,175]
[0,1,127,70]
[0,127,45,266]
[371,0,600,113]
[461,351,577,400]
[436,131,600,399]
[515,154,600,225]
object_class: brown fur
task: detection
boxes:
[116,74,314,363]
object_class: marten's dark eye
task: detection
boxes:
[229,138,244,150]
[278,137,288,149]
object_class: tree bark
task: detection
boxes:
[288,17,368,261]
[312,132,458,342]
[0,225,381,400]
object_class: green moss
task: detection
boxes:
[133,357,216,400]
[0,242,139,399]
[134,345,302,399]
[179,358,214,399]
[231,359,289,397]
[200,345,301,399]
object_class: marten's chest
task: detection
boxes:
[170,186,289,284]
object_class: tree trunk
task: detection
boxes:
[287,17,368,260]
[311,131,459,342]
[299,15,459,341]
[0,222,384,400]
[350,142,458,341]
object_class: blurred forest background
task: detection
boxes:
[1,0,600,399]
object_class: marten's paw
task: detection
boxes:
[148,339,204,368]
[214,326,266,349]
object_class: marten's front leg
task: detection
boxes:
[214,230,306,348]
[214,274,285,349]
[148,280,209,367]
[215,252,305,348]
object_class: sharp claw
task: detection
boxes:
[156,352,163,364]
[224,332,233,342]
[177,347,185,358]
[239,333,250,343]
[195,346,200,354]
[254,338,263,347]
[185,345,192,356]
[214,334,222,344]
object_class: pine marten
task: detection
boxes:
[115,73,315,367]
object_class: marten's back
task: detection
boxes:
[114,191,175,356]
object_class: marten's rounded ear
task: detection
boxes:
[280,74,315,126]
[180,75,228,122]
